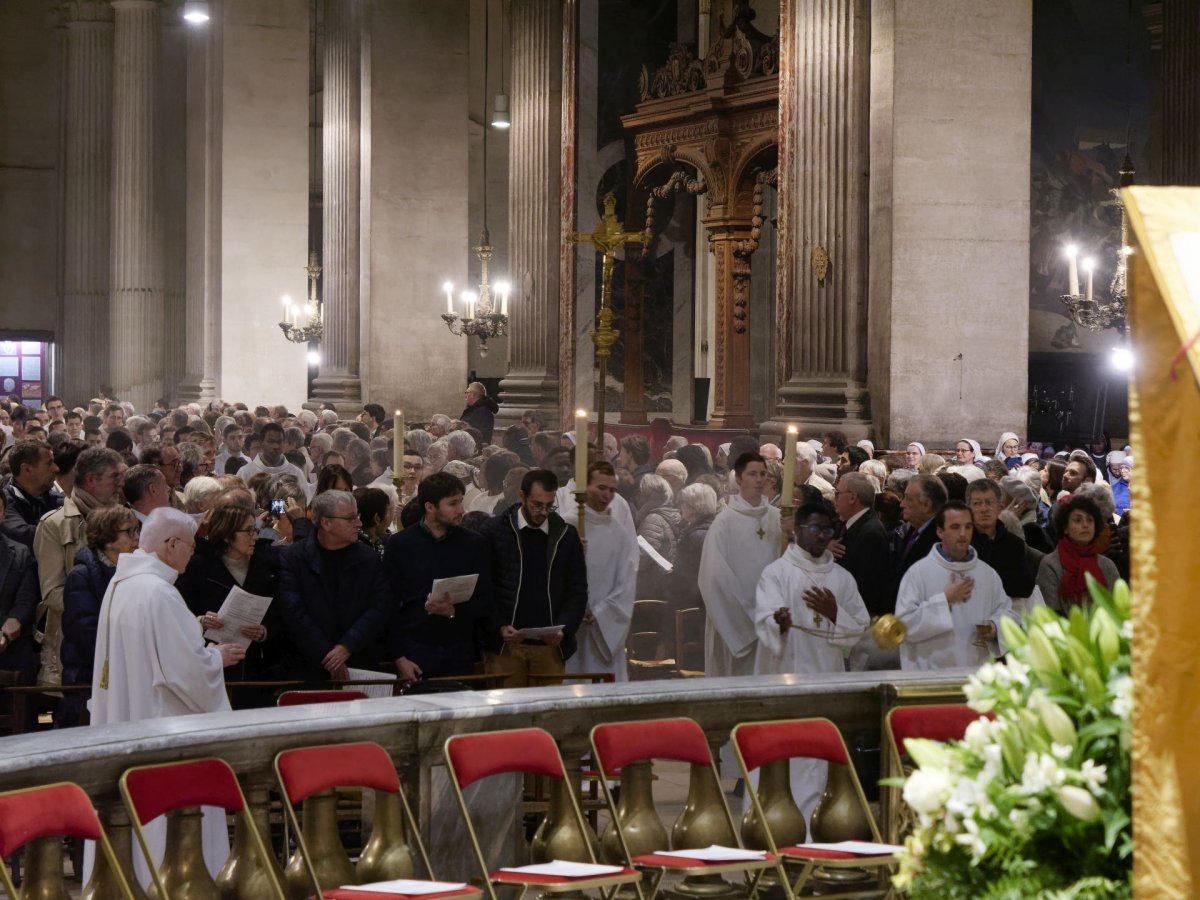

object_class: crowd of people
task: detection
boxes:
[0,385,1133,734]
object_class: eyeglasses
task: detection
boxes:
[401,462,422,471]
[526,501,558,513]
[235,527,257,534]
[798,524,839,538]
[327,514,362,522]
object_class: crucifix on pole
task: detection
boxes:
[569,192,649,451]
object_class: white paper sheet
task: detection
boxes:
[516,624,565,641]
[202,586,272,648]
[498,860,626,878]
[637,535,675,573]
[337,879,468,894]
[344,668,398,699]
[803,841,903,855]
[651,845,767,862]
[430,574,479,605]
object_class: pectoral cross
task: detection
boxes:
[756,525,765,539]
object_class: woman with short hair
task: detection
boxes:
[1036,495,1119,615]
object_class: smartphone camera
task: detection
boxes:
[270,499,287,515]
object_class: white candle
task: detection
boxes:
[575,409,588,489]
[782,425,798,506]
[282,296,291,325]
[443,281,454,315]
[393,409,404,476]
[459,291,472,320]
[1083,258,1095,301]
[1065,245,1079,296]
[496,281,510,317]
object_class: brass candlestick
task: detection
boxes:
[569,193,649,449]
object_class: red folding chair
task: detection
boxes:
[0,782,134,900]
[589,718,783,900]
[444,728,642,900]
[732,719,898,899]
[120,757,285,899]
[883,703,991,843]
[278,690,369,706]
[276,741,479,899]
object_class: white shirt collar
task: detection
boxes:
[516,507,549,534]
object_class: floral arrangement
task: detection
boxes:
[892,576,1132,899]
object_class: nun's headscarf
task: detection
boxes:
[907,442,926,457]
[994,431,1021,459]
[959,438,984,461]
[857,440,875,457]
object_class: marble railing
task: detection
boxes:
[0,670,967,889]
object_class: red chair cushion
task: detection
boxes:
[888,705,991,756]
[0,783,102,856]
[779,845,861,861]
[322,888,481,899]
[279,690,369,706]
[591,719,712,773]
[735,720,849,770]
[446,730,565,788]
[123,759,246,825]
[490,867,638,886]
[633,852,778,868]
[277,743,401,804]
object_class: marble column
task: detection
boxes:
[61,1,113,405]
[311,0,363,412]
[771,0,871,437]
[109,0,164,413]
[1147,0,1200,186]
[160,10,187,403]
[497,0,564,428]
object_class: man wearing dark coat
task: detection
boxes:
[460,382,499,446]
[832,473,893,617]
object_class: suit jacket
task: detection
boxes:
[837,510,892,617]
[884,519,939,615]
[0,534,39,633]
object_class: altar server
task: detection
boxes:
[895,500,1014,670]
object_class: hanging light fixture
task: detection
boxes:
[440,0,509,356]
[492,0,510,128]
[182,1,210,24]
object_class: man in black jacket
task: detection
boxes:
[831,472,893,617]
[886,474,948,613]
[2,440,62,547]
[278,490,391,683]
[460,382,499,446]
[966,479,1036,603]
[0,491,39,688]
[483,468,587,688]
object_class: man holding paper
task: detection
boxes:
[384,472,491,682]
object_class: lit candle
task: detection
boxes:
[1083,258,1095,301]
[575,409,588,489]
[291,304,301,326]
[282,296,291,325]
[781,425,798,506]
[393,409,404,476]
[443,281,454,315]
[496,281,510,316]
[1065,245,1079,296]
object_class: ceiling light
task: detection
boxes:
[492,94,510,129]
[182,1,210,24]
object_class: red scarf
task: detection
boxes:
[1057,537,1107,606]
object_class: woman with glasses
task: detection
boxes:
[60,506,141,726]
[176,503,283,707]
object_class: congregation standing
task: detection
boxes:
[0,388,1133,732]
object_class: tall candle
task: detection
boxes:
[1065,245,1079,296]
[782,425,798,506]
[443,282,454,314]
[282,296,292,325]
[393,409,404,476]
[1083,258,1094,301]
[575,409,588,489]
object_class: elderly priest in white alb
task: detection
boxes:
[895,500,1014,671]
[698,452,781,677]
[88,507,246,886]
[754,500,870,829]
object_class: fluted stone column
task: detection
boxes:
[771,0,871,436]
[497,0,564,428]
[61,1,114,405]
[109,0,164,413]
[311,0,363,411]
[160,10,188,403]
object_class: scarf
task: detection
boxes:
[70,486,106,517]
[1057,537,1106,606]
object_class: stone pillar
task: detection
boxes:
[1147,0,1200,185]
[109,0,163,412]
[773,0,871,437]
[160,10,188,403]
[497,0,564,428]
[868,0,1031,447]
[60,1,113,406]
[311,0,363,412]
[619,253,648,424]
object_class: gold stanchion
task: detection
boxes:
[20,835,71,900]
[600,761,667,864]
[155,807,220,899]
[84,802,147,900]
[531,777,596,864]
[741,758,805,850]
[283,792,355,899]
[357,792,414,883]
[666,764,740,900]
[216,782,282,899]
[809,763,874,890]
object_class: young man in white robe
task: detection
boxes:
[754,500,871,831]
[564,461,639,681]
[895,500,1014,671]
[87,507,246,886]
[698,452,781,677]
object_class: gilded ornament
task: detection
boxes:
[812,245,830,284]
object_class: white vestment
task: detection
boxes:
[86,550,231,886]
[557,480,636,534]
[895,545,1014,671]
[752,545,870,829]
[697,495,781,676]
[565,504,639,682]
[236,456,313,499]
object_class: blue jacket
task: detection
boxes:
[62,547,113,687]
[1111,479,1131,517]
[278,532,392,679]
